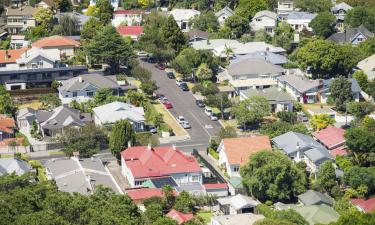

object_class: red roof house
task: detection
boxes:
[166,209,194,224]
[0,115,15,136]
[32,36,80,58]
[313,126,345,150]
[121,145,202,187]
[116,26,143,40]
[0,48,28,64]
[350,198,375,213]
[127,188,164,203]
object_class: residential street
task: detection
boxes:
[139,60,222,152]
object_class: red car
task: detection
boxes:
[163,102,173,109]
[155,63,166,70]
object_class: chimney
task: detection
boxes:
[78,76,83,82]
[172,144,176,151]
[5,50,9,60]
[128,140,132,148]
[147,144,151,151]
[296,142,300,149]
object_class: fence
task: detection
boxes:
[31,143,64,152]
[0,145,30,154]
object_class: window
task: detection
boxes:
[134,180,144,186]
[10,75,19,80]
[38,61,43,67]
[234,167,240,172]
[87,91,94,97]
[192,175,200,182]
[284,104,288,110]
[73,92,77,97]
[27,74,37,80]
[256,18,261,21]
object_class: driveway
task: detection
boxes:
[139,61,222,152]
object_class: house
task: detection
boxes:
[10,35,29,49]
[230,51,288,66]
[277,0,295,20]
[350,198,375,213]
[188,29,210,43]
[357,54,375,80]
[169,9,200,32]
[0,115,16,141]
[298,190,334,206]
[215,6,234,26]
[272,131,332,174]
[116,25,143,40]
[218,136,272,177]
[275,203,339,225]
[313,126,348,156]
[92,101,145,131]
[286,11,317,32]
[127,188,170,204]
[6,6,37,34]
[321,78,362,103]
[45,157,122,195]
[0,158,32,175]
[240,87,294,112]
[90,0,119,10]
[55,12,91,30]
[32,35,80,58]
[35,105,91,137]
[250,10,278,35]
[203,183,228,197]
[36,0,52,8]
[16,108,36,131]
[121,145,202,187]
[58,74,120,104]
[211,213,265,225]
[217,194,260,215]
[218,58,284,94]
[166,209,194,224]
[227,177,245,195]
[112,9,144,27]
[331,2,352,32]
[328,25,374,45]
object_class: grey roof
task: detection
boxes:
[188,29,210,40]
[298,190,334,206]
[253,10,278,20]
[175,182,205,195]
[227,58,284,77]
[328,25,374,44]
[58,74,119,92]
[6,6,37,16]
[17,107,36,123]
[55,12,91,27]
[277,74,320,93]
[212,214,265,225]
[39,105,91,130]
[287,11,317,20]
[322,78,361,93]
[241,87,293,103]
[0,158,32,176]
[217,194,259,210]
[331,2,353,13]
[272,131,332,164]
[231,51,287,65]
[215,6,234,18]
[92,101,145,124]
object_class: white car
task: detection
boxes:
[204,107,212,116]
[181,121,191,129]
[176,79,184,86]
[210,115,218,121]
[176,116,186,124]
[137,51,148,57]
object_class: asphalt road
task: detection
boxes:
[139,60,222,152]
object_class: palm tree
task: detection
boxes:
[224,44,233,62]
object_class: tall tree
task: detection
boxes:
[232,96,270,127]
[0,85,16,115]
[329,76,353,111]
[81,18,103,41]
[109,120,136,158]
[96,0,114,24]
[162,16,187,53]
[33,8,54,29]
[345,7,375,32]
[58,15,79,36]
[294,0,332,13]
[235,0,268,20]
[347,102,375,118]
[40,94,61,110]
[272,22,294,52]
[191,11,220,32]
[85,25,134,74]
[53,0,72,12]
[345,126,375,166]
[143,204,164,225]
[222,14,250,38]
[195,63,213,81]
[241,151,307,202]
[174,191,196,213]
[310,11,337,38]
[317,161,336,193]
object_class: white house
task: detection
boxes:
[58,74,120,104]
[331,2,352,32]
[277,0,295,20]
[286,11,317,32]
[112,9,144,27]
[328,25,374,45]
[357,54,375,80]
[215,6,234,26]
[92,101,145,131]
[169,9,200,32]
[90,0,119,10]
[218,136,272,177]
[250,10,278,35]
[211,213,265,225]
[6,6,36,34]
[217,194,260,215]
[32,35,80,58]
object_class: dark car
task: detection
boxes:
[195,100,205,108]
[179,83,189,91]
[155,63,166,70]
[166,72,175,79]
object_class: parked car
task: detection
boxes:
[176,116,186,124]
[159,97,168,104]
[155,63,166,70]
[195,100,205,108]
[137,51,148,57]
[163,102,173,109]
[176,79,184,86]
[204,107,212,116]
[149,125,157,134]
[181,121,191,129]
[166,72,175,79]
[210,114,218,121]
[179,83,189,91]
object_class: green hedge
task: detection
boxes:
[208,148,219,160]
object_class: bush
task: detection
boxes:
[208,148,219,160]
[135,132,159,146]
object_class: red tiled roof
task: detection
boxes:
[0,48,28,64]
[114,9,144,14]
[121,146,202,179]
[127,188,164,201]
[0,115,15,134]
[116,26,143,36]
[166,209,194,225]
[32,36,80,48]
[203,183,228,190]
[350,198,375,213]
[313,126,345,149]
[330,146,348,157]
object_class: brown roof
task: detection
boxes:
[0,48,28,64]
[0,115,16,134]
[6,6,37,16]
[32,36,80,48]
[221,136,272,166]
[38,0,53,6]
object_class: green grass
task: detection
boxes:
[0,153,14,158]
[15,132,30,146]
[48,151,65,156]
[197,210,212,224]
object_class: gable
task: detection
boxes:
[82,83,99,92]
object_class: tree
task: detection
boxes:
[191,11,219,32]
[217,126,237,143]
[352,70,368,90]
[131,65,152,82]
[241,151,307,202]
[310,11,337,38]
[109,120,135,158]
[163,16,187,53]
[345,7,375,32]
[222,14,250,39]
[93,88,113,105]
[232,96,270,127]
[317,161,336,193]
[96,0,114,24]
[33,8,54,29]
[310,114,335,131]
[153,217,178,225]
[174,191,195,213]
[347,101,375,118]
[127,91,146,107]
[162,185,176,210]
[329,76,353,111]
[294,0,332,13]
[204,93,232,109]
[254,29,272,43]
[254,218,295,225]
[40,94,61,110]
[57,15,79,36]
[140,80,158,95]
[85,25,134,74]
[272,22,294,52]
[235,0,268,20]
[344,166,375,196]
[276,111,297,123]
[81,18,103,41]
[53,0,72,12]
[0,85,16,115]
[143,204,164,225]
[195,63,213,81]
[345,127,375,166]
[330,209,375,225]
[260,121,309,138]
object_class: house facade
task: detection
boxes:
[169,9,200,32]
[277,0,295,20]
[32,36,80,58]
[217,194,260,215]
[250,10,278,35]
[328,25,374,45]
[286,11,317,32]
[6,6,36,34]
[357,54,375,80]
[0,115,16,141]
[331,2,352,32]
[112,9,144,27]
[215,6,234,26]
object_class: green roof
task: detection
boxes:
[228,177,243,188]
[298,190,334,206]
[142,180,155,188]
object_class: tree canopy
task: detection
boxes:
[310,11,337,38]
[329,76,353,111]
[294,0,332,13]
[235,0,268,20]
[232,96,270,127]
[260,121,309,138]
[109,120,136,158]
[345,7,375,32]
[0,85,16,115]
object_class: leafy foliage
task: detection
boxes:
[345,7,375,32]
[109,120,136,158]
[260,121,309,138]
[344,166,375,197]
[272,22,294,52]
[329,76,354,111]
[294,0,332,13]
[40,94,61,110]
[235,0,268,20]
[347,101,375,118]
[310,11,337,38]
[276,111,297,123]
[191,11,219,32]
[0,85,16,115]
[232,96,271,127]
[310,114,335,131]
[221,14,250,38]
[96,0,114,24]
[317,161,336,193]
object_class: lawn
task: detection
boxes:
[197,210,212,224]
[153,103,187,136]
[18,100,42,110]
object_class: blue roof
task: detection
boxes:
[287,11,317,20]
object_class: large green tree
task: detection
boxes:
[310,11,337,38]
[0,85,16,115]
[232,96,270,127]
[260,121,308,138]
[191,11,219,32]
[294,0,332,13]
[345,126,375,166]
[317,161,336,193]
[345,7,375,32]
[344,166,375,195]
[347,101,375,118]
[235,0,268,20]
[241,151,307,202]
[162,16,187,53]
[96,0,114,24]
[81,18,103,42]
[222,14,250,39]
[272,22,294,52]
[85,25,134,74]
[329,76,353,111]
[109,120,136,158]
